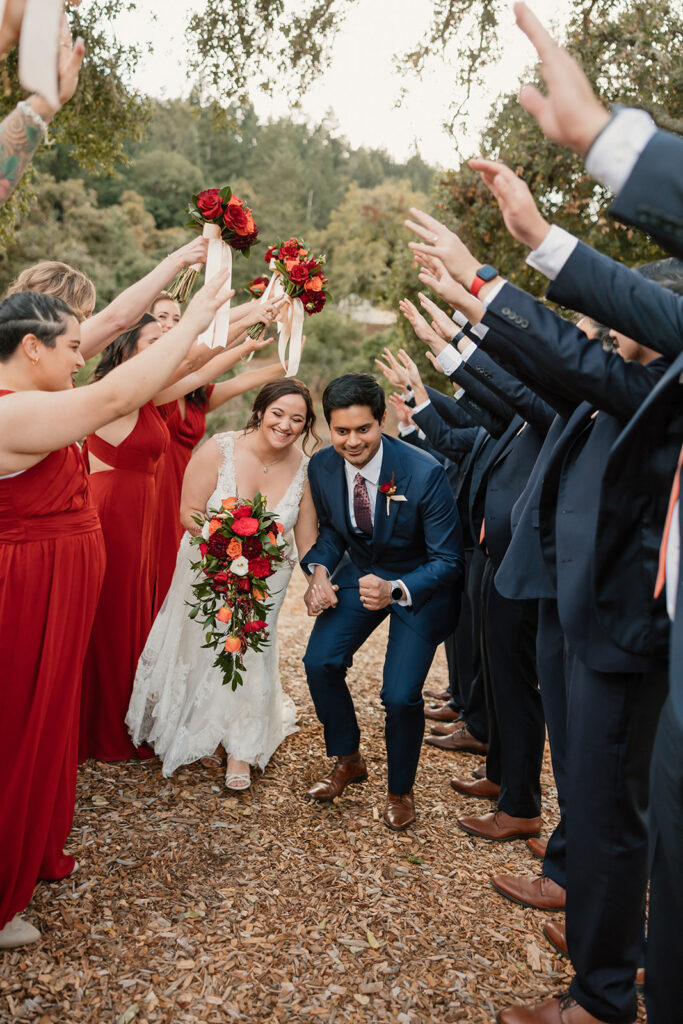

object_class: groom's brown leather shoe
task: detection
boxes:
[424,724,488,754]
[424,704,460,722]
[383,791,415,831]
[306,754,368,801]
[450,776,500,799]
[496,994,609,1023]
[491,873,566,909]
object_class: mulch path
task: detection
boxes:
[1,574,647,1023]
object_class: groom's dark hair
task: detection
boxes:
[322,373,386,424]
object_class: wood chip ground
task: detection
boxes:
[1,574,647,1022]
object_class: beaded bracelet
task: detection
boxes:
[17,100,49,139]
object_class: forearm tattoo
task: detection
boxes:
[0,103,43,203]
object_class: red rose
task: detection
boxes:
[289,263,309,285]
[249,557,274,579]
[279,239,300,259]
[196,189,224,220]
[241,537,263,558]
[305,292,326,315]
[224,195,250,236]
[208,533,229,558]
[232,517,259,537]
[265,245,279,264]
[232,505,254,519]
[244,620,267,633]
[379,482,392,494]
[199,542,208,558]
[238,578,251,592]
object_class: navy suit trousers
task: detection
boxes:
[303,585,436,794]
[536,598,568,889]
[461,548,489,744]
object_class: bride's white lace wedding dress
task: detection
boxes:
[126,433,307,778]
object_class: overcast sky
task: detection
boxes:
[110,0,573,167]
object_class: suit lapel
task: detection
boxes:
[373,436,412,557]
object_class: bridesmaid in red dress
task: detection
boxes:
[0,273,233,948]
[149,292,287,612]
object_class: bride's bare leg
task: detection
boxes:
[226,754,251,790]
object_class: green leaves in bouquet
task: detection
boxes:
[219,187,232,203]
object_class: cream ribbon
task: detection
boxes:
[197,222,232,349]
[259,263,303,377]
[0,0,66,111]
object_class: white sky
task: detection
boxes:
[108,0,573,167]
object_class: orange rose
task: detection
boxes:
[276,522,285,534]
[227,538,243,558]
[224,636,242,653]
[266,531,277,545]
[208,517,223,536]
[305,275,323,292]
[285,258,297,272]
[222,497,238,510]
[216,606,233,623]
[253,586,266,601]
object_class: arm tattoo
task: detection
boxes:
[0,103,43,204]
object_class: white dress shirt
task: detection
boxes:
[666,501,680,621]
[585,107,657,195]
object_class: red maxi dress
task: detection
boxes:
[152,387,214,615]
[0,394,106,927]
[79,401,169,762]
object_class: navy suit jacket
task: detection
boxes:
[422,383,509,439]
[460,348,556,432]
[301,434,464,645]
[607,128,683,258]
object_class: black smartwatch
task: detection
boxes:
[391,583,404,603]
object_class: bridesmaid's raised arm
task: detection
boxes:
[0,273,232,474]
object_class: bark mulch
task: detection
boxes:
[1,573,647,1023]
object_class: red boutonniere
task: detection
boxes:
[379,473,407,515]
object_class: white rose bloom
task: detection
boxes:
[201,520,211,541]
[230,556,249,576]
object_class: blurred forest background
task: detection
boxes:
[0,0,680,435]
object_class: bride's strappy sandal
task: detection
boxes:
[226,755,251,791]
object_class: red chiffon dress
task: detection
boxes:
[152,387,214,615]
[79,401,169,762]
[0,393,106,927]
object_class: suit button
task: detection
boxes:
[502,306,511,316]
[521,319,529,328]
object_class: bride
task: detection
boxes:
[126,379,320,790]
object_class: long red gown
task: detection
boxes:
[79,401,169,762]
[0,394,106,926]
[152,387,214,615]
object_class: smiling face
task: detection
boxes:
[153,299,181,333]
[28,315,84,390]
[259,393,308,449]
[329,405,385,468]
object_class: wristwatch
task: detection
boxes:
[390,582,404,603]
[470,264,499,298]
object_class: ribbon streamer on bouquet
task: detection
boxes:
[259,262,303,377]
[0,0,66,112]
[197,222,232,349]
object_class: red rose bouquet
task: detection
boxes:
[188,492,288,689]
[248,236,328,340]
[169,186,260,302]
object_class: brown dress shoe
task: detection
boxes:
[472,763,487,780]
[491,873,566,909]
[430,721,461,736]
[424,724,488,754]
[527,836,548,860]
[543,921,568,956]
[496,994,609,1023]
[457,810,541,842]
[383,791,415,831]
[423,688,450,701]
[424,704,460,722]
[450,776,500,799]
[306,754,368,800]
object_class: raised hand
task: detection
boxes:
[417,262,483,325]
[398,297,448,354]
[469,159,550,250]
[405,207,481,288]
[425,351,447,375]
[416,293,461,343]
[374,347,412,389]
[173,235,210,270]
[387,392,415,428]
[396,349,424,392]
[514,1,610,156]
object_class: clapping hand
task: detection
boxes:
[388,391,416,429]
[398,297,448,354]
[470,159,551,250]
[514,1,610,156]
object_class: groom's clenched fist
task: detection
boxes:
[358,574,395,611]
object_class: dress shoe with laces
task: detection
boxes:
[527,836,548,860]
[491,873,566,909]
[472,763,486,780]
[423,688,451,702]
[496,994,613,1024]
[424,704,460,723]
[424,724,488,754]
[450,776,500,799]
[430,721,461,736]
[457,810,541,842]
[0,915,40,948]
[383,791,415,831]
[306,754,368,800]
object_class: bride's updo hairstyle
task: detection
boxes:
[0,291,74,362]
[245,379,321,455]
[93,313,159,380]
[6,262,96,322]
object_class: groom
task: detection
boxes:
[301,373,464,830]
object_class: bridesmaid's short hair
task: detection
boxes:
[0,291,74,362]
[245,379,321,455]
[6,261,96,322]
[322,372,385,424]
[93,313,160,380]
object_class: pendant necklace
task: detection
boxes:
[260,454,285,474]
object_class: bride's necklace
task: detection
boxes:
[259,454,285,475]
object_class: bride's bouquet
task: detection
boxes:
[188,494,287,689]
[168,187,259,302]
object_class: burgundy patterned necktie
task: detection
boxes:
[353,472,373,535]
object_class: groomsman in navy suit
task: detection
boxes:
[301,373,464,831]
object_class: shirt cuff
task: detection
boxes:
[392,579,412,607]
[454,387,465,400]
[412,398,431,415]
[461,339,478,361]
[480,279,506,309]
[585,106,657,194]
[306,563,329,576]
[436,344,463,376]
[452,309,467,328]
[526,224,579,280]
[398,423,417,436]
